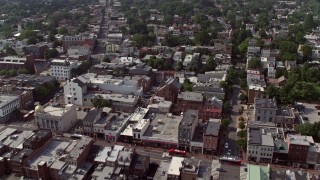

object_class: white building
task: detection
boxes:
[183,54,193,67]
[0,95,20,123]
[133,119,150,140]
[247,125,280,163]
[34,104,77,133]
[77,73,143,96]
[50,59,78,81]
[64,78,87,105]
[167,157,184,179]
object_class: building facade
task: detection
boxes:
[178,110,199,151]
[35,104,77,133]
[50,59,78,81]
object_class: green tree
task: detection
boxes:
[27,36,38,45]
[267,85,278,99]
[102,56,110,62]
[58,26,68,35]
[221,118,231,127]
[194,30,211,45]
[91,95,111,109]
[204,57,216,71]
[295,122,320,142]
[17,69,29,74]
[4,46,17,55]
[238,121,245,129]
[247,57,262,70]
[237,130,247,139]
[240,79,247,89]
[44,48,59,59]
[223,101,232,114]
[175,61,184,71]
[237,139,247,150]
[239,93,248,102]
[183,78,193,91]
[303,14,315,31]
[301,45,313,62]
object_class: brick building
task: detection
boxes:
[203,119,220,155]
[174,92,222,121]
[287,134,312,166]
[156,77,181,102]
[0,55,35,73]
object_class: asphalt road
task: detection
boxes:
[227,79,241,158]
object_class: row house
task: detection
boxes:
[174,92,222,121]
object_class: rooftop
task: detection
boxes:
[106,145,124,163]
[178,92,203,102]
[180,110,198,127]
[130,107,149,122]
[105,113,131,132]
[94,146,112,163]
[287,134,314,146]
[143,113,183,143]
[92,165,115,180]
[254,97,277,109]
[68,136,92,161]
[167,157,184,176]
[0,95,19,109]
[247,164,270,180]
[205,119,220,136]
[28,140,71,170]
[41,104,74,117]
[0,128,17,142]
[153,160,171,180]
[134,119,149,130]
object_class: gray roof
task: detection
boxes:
[178,92,203,102]
[274,140,288,153]
[180,110,198,126]
[72,78,86,88]
[254,97,277,109]
[83,109,101,123]
[205,119,220,136]
[166,77,182,89]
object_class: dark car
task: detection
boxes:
[216,168,227,172]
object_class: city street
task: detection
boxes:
[227,79,241,157]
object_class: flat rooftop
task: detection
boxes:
[0,95,19,109]
[153,160,171,180]
[178,92,203,102]
[43,105,71,117]
[94,146,112,163]
[68,136,92,160]
[92,165,114,180]
[0,128,17,142]
[167,157,184,176]
[106,145,124,163]
[143,113,182,144]
[105,113,131,132]
[28,140,71,170]
[130,107,149,122]
[84,93,138,104]
[134,119,149,130]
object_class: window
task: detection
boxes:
[257,116,260,121]
[74,98,77,100]
[68,97,71,100]
[138,134,140,138]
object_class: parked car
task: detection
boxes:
[216,168,227,172]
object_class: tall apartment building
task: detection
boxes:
[178,110,199,151]
[50,59,78,81]
[64,78,87,105]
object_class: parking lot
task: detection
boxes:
[299,103,320,124]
